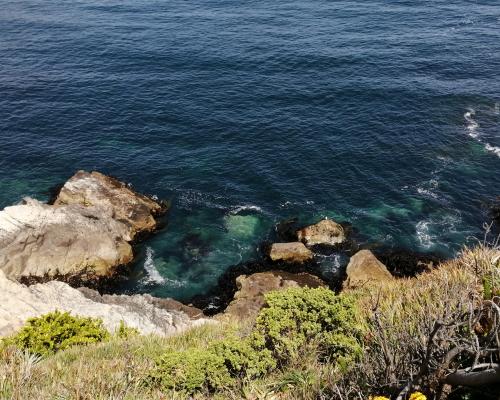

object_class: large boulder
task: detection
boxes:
[224,271,326,319]
[297,219,346,247]
[0,171,166,283]
[269,242,314,263]
[344,250,393,288]
[0,270,209,337]
[54,171,166,239]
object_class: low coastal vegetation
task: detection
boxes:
[1,244,499,399]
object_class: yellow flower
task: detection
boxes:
[369,397,390,400]
[409,392,427,400]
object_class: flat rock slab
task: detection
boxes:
[0,270,210,337]
[344,250,393,288]
[297,219,346,247]
[269,242,314,263]
[224,270,326,319]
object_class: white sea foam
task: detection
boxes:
[178,190,227,211]
[415,213,462,249]
[464,109,479,138]
[416,220,434,249]
[463,108,500,158]
[416,178,439,200]
[279,200,315,208]
[230,205,263,215]
[485,143,500,157]
[143,247,166,285]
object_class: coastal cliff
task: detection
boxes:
[0,172,498,400]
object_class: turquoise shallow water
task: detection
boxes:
[1,0,499,300]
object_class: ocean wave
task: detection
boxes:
[230,204,263,215]
[142,247,187,287]
[463,107,500,158]
[416,178,440,200]
[177,189,228,211]
[416,220,435,249]
[280,200,315,209]
[485,143,500,158]
[142,247,166,285]
[415,213,461,249]
[464,109,479,138]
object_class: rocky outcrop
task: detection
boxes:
[297,219,346,247]
[224,271,326,319]
[344,250,393,288]
[0,270,209,337]
[0,198,134,281]
[54,171,166,239]
[269,242,314,263]
[0,171,166,283]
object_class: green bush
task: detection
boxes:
[251,287,363,366]
[149,348,233,393]
[116,320,140,338]
[212,336,275,378]
[150,336,275,394]
[11,311,109,356]
[150,287,363,395]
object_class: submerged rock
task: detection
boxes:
[0,270,209,337]
[269,242,314,263]
[224,271,326,319]
[490,196,500,226]
[343,250,393,288]
[297,219,346,247]
[0,171,167,284]
[375,248,443,278]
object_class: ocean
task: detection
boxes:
[1,0,499,300]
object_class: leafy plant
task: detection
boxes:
[251,287,363,366]
[149,348,233,393]
[116,320,140,339]
[149,287,363,395]
[10,311,109,356]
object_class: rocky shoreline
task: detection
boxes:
[0,170,447,336]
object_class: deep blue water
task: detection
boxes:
[1,0,499,300]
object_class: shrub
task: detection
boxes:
[211,336,275,378]
[345,244,500,398]
[11,311,109,356]
[116,320,140,338]
[150,287,364,395]
[150,336,275,394]
[149,348,233,393]
[251,287,363,367]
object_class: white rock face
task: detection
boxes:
[0,198,133,280]
[0,270,210,337]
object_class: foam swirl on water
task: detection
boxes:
[143,247,166,285]
[464,109,479,138]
